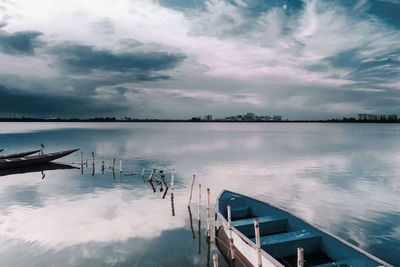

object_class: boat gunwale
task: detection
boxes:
[0,149,41,159]
[216,190,285,267]
[216,189,393,267]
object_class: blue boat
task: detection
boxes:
[216,190,392,267]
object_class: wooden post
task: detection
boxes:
[80,151,83,175]
[112,158,115,170]
[213,253,218,267]
[297,247,304,267]
[188,206,196,239]
[119,159,122,172]
[142,168,145,182]
[171,194,175,216]
[198,216,201,255]
[188,174,196,206]
[198,184,201,222]
[227,205,235,260]
[171,169,175,195]
[92,152,95,166]
[254,219,262,267]
[207,188,211,238]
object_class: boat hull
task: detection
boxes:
[0,149,79,169]
[0,149,41,159]
[216,190,393,267]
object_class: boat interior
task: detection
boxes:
[219,191,384,267]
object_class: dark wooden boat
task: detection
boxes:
[0,149,41,159]
[0,149,79,169]
[216,190,393,267]
[0,162,78,176]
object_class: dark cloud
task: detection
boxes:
[227,0,304,16]
[323,48,362,69]
[50,43,186,75]
[157,0,206,10]
[0,84,130,117]
[115,86,128,95]
[0,30,42,55]
[367,0,400,28]
[345,51,400,83]
[91,18,115,34]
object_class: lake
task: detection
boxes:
[0,122,398,266]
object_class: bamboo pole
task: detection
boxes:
[213,253,218,267]
[254,219,262,267]
[188,174,196,206]
[297,247,304,267]
[198,184,201,222]
[227,205,235,260]
[171,169,175,195]
[207,188,211,238]
[171,194,175,216]
[188,206,195,239]
[198,217,201,255]
[81,151,83,165]
[119,159,122,172]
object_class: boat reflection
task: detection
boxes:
[0,162,78,177]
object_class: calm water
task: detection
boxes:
[0,122,399,266]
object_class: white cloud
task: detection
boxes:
[0,0,399,118]
[0,188,185,249]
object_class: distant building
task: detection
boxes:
[222,113,283,121]
[388,115,397,120]
[380,115,387,120]
[273,115,282,121]
[202,115,213,121]
[245,113,255,120]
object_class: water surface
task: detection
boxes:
[0,122,398,266]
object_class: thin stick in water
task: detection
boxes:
[207,188,211,238]
[188,174,196,206]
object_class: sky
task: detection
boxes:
[0,0,399,119]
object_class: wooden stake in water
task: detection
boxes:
[297,247,304,267]
[206,188,211,238]
[188,174,196,206]
[142,168,145,182]
[171,169,175,195]
[227,205,235,261]
[213,253,218,267]
[92,152,95,166]
[119,159,122,172]
[112,158,115,170]
[81,151,83,165]
[198,184,201,222]
[254,219,262,267]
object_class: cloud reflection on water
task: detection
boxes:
[0,122,399,265]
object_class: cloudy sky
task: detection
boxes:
[0,0,399,119]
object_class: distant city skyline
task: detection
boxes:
[0,0,399,119]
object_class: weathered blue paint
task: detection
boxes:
[218,190,392,267]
